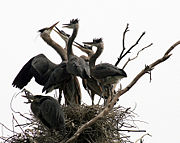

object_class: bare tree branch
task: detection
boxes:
[115,24,146,67]
[123,43,153,69]
[135,133,152,143]
[115,24,129,66]
[10,90,32,121]
[65,40,180,143]
[118,129,146,132]
[12,114,27,139]
[0,122,18,135]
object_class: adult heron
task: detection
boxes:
[83,38,127,104]
[40,23,82,105]
[63,19,90,79]
[12,22,59,89]
[55,25,105,105]
[13,22,81,105]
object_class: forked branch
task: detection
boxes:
[115,24,146,66]
[65,40,180,143]
[122,43,153,69]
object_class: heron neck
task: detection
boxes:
[41,33,67,61]
[89,44,104,70]
[67,26,78,59]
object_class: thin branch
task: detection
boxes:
[118,129,146,132]
[123,43,153,69]
[115,23,129,66]
[0,122,18,135]
[65,40,180,143]
[135,133,152,143]
[10,90,32,121]
[121,32,145,62]
[115,27,146,67]
[12,114,26,138]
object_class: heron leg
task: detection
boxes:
[58,89,63,103]
[91,93,95,105]
[106,85,114,105]
[97,94,102,105]
[97,85,105,105]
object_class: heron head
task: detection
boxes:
[63,19,79,29]
[83,38,103,49]
[74,41,93,51]
[38,21,59,34]
[22,94,43,103]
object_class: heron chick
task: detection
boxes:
[23,94,65,134]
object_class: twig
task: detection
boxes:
[135,133,152,143]
[65,40,180,143]
[122,43,153,69]
[115,24,129,66]
[121,32,145,62]
[15,122,33,128]
[10,89,32,121]
[12,114,26,137]
[119,129,146,132]
[0,122,18,135]
[115,26,145,66]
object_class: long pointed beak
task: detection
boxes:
[74,41,83,48]
[55,26,69,37]
[83,42,94,45]
[55,26,62,34]
[22,94,34,103]
[49,21,59,31]
[62,23,71,28]
[38,21,59,33]
[22,94,34,100]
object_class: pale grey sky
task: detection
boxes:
[0,0,180,142]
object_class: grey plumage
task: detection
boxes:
[63,19,90,79]
[12,54,56,89]
[91,63,127,85]
[83,38,127,103]
[42,61,71,93]
[24,94,65,133]
[44,23,82,105]
[83,38,127,85]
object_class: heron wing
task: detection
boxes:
[93,63,126,79]
[12,56,34,89]
[40,97,64,130]
[42,62,71,93]
[31,54,56,85]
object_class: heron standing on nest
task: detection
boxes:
[83,38,127,104]
[63,19,90,79]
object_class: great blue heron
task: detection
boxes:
[54,26,103,105]
[54,27,93,62]
[83,38,127,104]
[13,22,81,105]
[12,53,57,89]
[12,22,59,89]
[23,93,65,134]
[39,22,82,105]
[63,19,90,79]
[40,23,82,105]
[73,42,108,105]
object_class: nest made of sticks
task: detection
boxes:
[1,104,138,143]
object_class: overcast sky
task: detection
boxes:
[0,0,180,142]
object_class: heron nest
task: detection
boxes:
[1,104,139,143]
